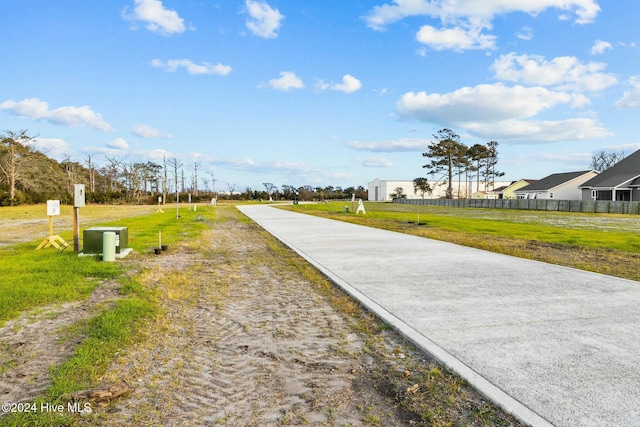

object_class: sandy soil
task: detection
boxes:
[82,216,421,426]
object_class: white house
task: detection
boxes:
[514,170,598,200]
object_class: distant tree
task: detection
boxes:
[168,157,182,202]
[467,143,490,193]
[84,154,96,193]
[281,185,297,200]
[354,185,368,199]
[590,150,625,172]
[62,155,83,195]
[263,182,277,200]
[0,130,39,205]
[298,185,314,201]
[422,129,467,199]
[191,161,201,197]
[413,177,432,199]
[389,186,406,199]
[482,141,505,190]
[227,182,236,198]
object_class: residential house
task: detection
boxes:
[499,179,537,199]
[472,179,536,199]
[514,171,598,200]
[579,149,640,201]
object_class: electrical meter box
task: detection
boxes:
[74,184,85,207]
[83,227,129,254]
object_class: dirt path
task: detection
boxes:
[80,210,417,426]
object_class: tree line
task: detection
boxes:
[0,130,367,206]
[411,128,630,200]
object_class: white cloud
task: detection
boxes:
[364,1,599,52]
[492,53,617,92]
[151,59,231,75]
[123,0,186,35]
[615,77,640,108]
[416,24,496,51]
[396,83,609,142]
[263,71,304,91]
[591,39,612,55]
[0,98,113,131]
[364,0,601,30]
[132,124,173,138]
[314,79,330,91]
[347,138,430,152]
[244,0,284,38]
[33,138,73,160]
[464,118,611,142]
[397,83,577,123]
[517,26,533,41]
[331,75,362,93]
[354,156,394,167]
[315,75,363,93]
[106,138,129,150]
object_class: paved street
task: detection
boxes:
[238,204,640,427]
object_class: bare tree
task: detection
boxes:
[84,154,96,193]
[227,182,236,197]
[168,158,182,201]
[191,161,201,197]
[105,156,123,192]
[263,182,277,200]
[62,155,82,195]
[0,130,39,205]
[209,172,217,194]
[162,155,168,203]
[590,150,625,172]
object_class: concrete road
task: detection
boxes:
[237,204,640,427]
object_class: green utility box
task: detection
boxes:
[83,227,129,254]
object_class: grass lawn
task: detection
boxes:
[0,205,212,326]
[0,204,217,426]
[281,201,640,280]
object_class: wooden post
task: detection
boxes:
[73,207,80,252]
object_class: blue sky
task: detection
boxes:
[2,0,639,192]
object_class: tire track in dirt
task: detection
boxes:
[0,279,122,405]
[82,212,411,426]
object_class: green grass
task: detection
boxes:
[0,247,120,325]
[284,201,640,253]
[0,206,212,326]
[0,205,218,427]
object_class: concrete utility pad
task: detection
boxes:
[238,204,640,427]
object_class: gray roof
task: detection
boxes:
[518,171,593,192]
[580,149,640,188]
